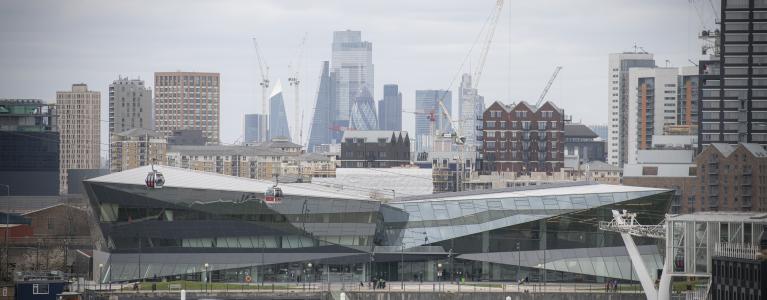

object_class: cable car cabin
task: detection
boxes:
[145,170,165,189]
[264,185,283,204]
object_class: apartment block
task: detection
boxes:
[110,128,167,173]
[154,72,220,144]
[56,84,100,195]
[694,143,767,212]
[608,52,655,167]
[340,131,410,168]
[481,101,565,174]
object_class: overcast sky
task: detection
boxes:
[0,0,719,152]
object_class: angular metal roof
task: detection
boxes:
[85,165,367,200]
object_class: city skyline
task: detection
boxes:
[0,0,715,150]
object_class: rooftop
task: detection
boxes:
[342,130,409,143]
[167,145,292,156]
[668,212,767,223]
[116,127,163,138]
[86,165,367,200]
[565,124,598,139]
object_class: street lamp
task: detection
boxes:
[98,263,104,290]
[0,184,9,282]
[204,263,209,292]
[515,242,520,282]
[307,263,313,287]
[437,263,443,291]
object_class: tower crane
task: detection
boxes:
[472,0,505,91]
[252,38,270,141]
[288,33,308,144]
[534,66,563,107]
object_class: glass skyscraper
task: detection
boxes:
[268,80,291,141]
[331,30,374,123]
[378,84,402,131]
[308,61,339,151]
[349,86,378,130]
[243,113,267,143]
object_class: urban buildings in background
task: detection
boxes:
[623,135,697,214]
[167,128,207,146]
[57,84,101,195]
[349,86,378,130]
[458,73,485,151]
[588,124,608,140]
[109,128,167,173]
[0,99,59,195]
[154,72,220,144]
[607,52,656,168]
[564,123,606,163]
[627,66,699,164]
[481,101,565,174]
[108,77,153,138]
[414,90,452,152]
[699,0,767,150]
[84,172,671,284]
[377,84,402,131]
[268,81,291,141]
[340,131,410,168]
[694,143,767,212]
[307,61,339,152]
[243,113,268,144]
[331,30,374,125]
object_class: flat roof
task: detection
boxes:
[667,212,767,223]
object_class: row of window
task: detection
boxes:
[485,121,559,130]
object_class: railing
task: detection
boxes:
[713,242,760,260]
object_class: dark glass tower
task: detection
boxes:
[378,84,402,131]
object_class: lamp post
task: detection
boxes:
[437,263,442,291]
[1,184,9,282]
[515,242,520,283]
[98,263,103,290]
[307,263,313,288]
[204,263,209,292]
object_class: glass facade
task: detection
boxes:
[85,167,672,284]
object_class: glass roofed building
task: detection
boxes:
[84,165,671,284]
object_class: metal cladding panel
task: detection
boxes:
[387,187,671,249]
[457,245,662,281]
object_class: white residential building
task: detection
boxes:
[607,52,655,168]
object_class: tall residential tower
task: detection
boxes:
[607,52,655,167]
[57,84,100,194]
[154,72,220,144]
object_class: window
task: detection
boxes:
[33,284,49,295]
[486,121,496,128]
[487,131,496,138]
[642,167,658,176]
[538,121,547,130]
[522,121,530,130]
[515,111,527,118]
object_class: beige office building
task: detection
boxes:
[154,72,220,144]
[57,83,101,194]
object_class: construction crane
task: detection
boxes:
[288,33,308,144]
[534,66,563,107]
[252,38,270,141]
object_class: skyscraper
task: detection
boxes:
[154,72,220,144]
[699,0,767,149]
[458,74,485,150]
[331,30,374,123]
[57,84,100,194]
[378,84,402,131]
[415,90,452,152]
[268,80,291,141]
[109,77,154,136]
[243,113,268,144]
[607,52,655,167]
[349,86,378,130]
[308,61,338,151]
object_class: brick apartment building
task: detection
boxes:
[481,101,565,174]
[695,143,767,212]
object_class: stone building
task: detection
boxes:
[110,128,167,172]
